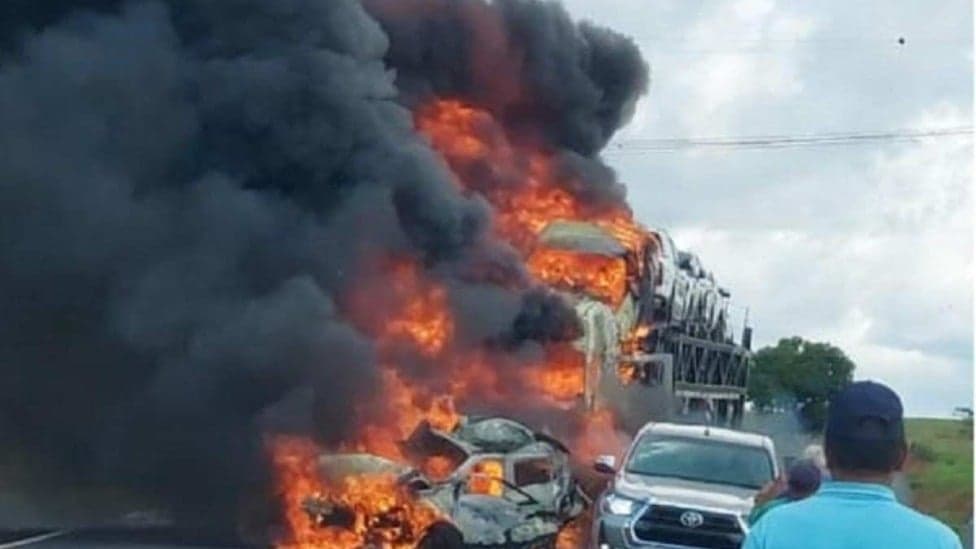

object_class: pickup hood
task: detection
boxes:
[615,473,757,516]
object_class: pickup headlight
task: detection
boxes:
[601,492,639,516]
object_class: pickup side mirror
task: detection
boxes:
[594,455,617,475]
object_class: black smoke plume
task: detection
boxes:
[0,0,647,533]
[366,0,648,210]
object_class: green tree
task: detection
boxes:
[748,337,856,431]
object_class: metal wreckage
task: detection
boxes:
[291,219,755,548]
[530,220,753,431]
[273,2,754,545]
[300,416,588,548]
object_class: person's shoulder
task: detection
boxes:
[751,494,821,527]
[763,493,824,518]
[893,504,962,545]
[744,497,819,546]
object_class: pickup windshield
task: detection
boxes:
[625,435,773,489]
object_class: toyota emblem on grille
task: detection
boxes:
[679,511,705,528]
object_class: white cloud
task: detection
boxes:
[561,0,973,416]
[871,103,972,232]
[668,114,972,416]
[672,225,971,416]
[671,0,815,133]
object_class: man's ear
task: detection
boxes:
[894,441,909,472]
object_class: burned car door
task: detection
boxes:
[450,456,548,546]
[512,455,558,510]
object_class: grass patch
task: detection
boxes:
[905,418,973,536]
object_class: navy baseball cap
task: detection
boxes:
[825,381,905,442]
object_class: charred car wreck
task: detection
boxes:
[302,416,587,548]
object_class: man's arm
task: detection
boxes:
[753,475,786,508]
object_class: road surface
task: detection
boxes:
[0,528,256,548]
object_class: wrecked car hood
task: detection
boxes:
[316,453,413,481]
[305,417,582,546]
[451,495,559,545]
[313,455,561,546]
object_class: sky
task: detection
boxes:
[559,0,973,417]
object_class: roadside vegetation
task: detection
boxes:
[906,417,973,537]
[747,337,856,431]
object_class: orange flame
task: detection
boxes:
[573,408,632,467]
[271,98,659,548]
[334,256,463,458]
[269,369,460,547]
[422,456,457,482]
[621,324,651,354]
[348,368,460,461]
[416,99,652,403]
[416,100,646,258]
[528,248,628,307]
[556,517,588,549]
[382,260,454,358]
[617,362,639,385]
[525,343,585,403]
[270,436,443,549]
[618,324,652,384]
[468,459,505,497]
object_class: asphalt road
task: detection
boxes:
[0,529,259,549]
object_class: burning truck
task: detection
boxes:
[0,0,752,547]
[530,220,754,431]
[277,416,586,548]
[415,96,754,432]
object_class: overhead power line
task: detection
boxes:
[604,126,973,154]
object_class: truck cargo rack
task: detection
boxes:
[619,329,751,427]
[663,334,750,395]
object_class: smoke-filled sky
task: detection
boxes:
[0,0,646,525]
[561,0,973,417]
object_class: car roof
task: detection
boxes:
[635,422,774,450]
[536,221,628,257]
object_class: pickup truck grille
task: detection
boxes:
[632,504,744,548]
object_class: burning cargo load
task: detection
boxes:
[530,221,631,307]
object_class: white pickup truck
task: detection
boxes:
[590,422,779,549]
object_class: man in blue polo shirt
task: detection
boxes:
[743,381,961,549]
